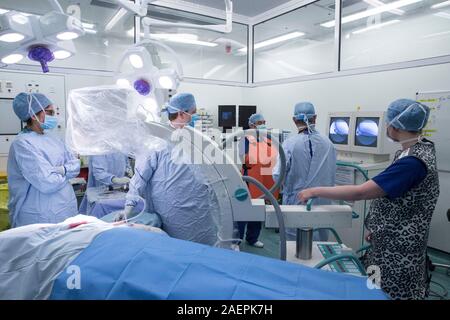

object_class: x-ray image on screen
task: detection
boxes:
[355,117,379,147]
[222,111,233,120]
[329,117,350,145]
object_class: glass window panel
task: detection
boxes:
[0,0,134,72]
[253,0,336,82]
[142,5,248,83]
[341,0,450,69]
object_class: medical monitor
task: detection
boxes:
[354,117,379,148]
[326,112,353,151]
[329,116,350,145]
[238,105,257,130]
[218,105,236,130]
[0,98,22,135]
[350,111,396,157]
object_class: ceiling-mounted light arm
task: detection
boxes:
[110,0,150,17]
[48,0,65,14]
[142,0,233,34]
[116,38,184,80]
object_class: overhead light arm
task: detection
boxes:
[48,0,64,14]
[141,0,233,34]
[110,0,151,17]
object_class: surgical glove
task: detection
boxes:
[53,166,66,176]
[114,205,134,222]
[112,176,131,185]
[64,159,81,178]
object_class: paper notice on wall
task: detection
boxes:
[417,91,450,171]
[336,166,355,186]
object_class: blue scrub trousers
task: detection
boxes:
[237,221,262,245]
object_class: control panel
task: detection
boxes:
[0,71,66,157]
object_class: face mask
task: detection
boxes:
[27,94,57,131]
[256,124,267,130]
[386,128,421,145]
[189,113,200,127]
[40,115,58,130]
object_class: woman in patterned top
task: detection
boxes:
[298,99,440,300]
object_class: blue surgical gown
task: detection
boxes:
[79,153,130,214]
[125,142,217,246]
[273,129,337,240]
[7,130,80,227]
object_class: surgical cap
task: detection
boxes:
[387,99,430,132]
[13,92,52,121]
[248,113,265,125]
[166,93,196,114]
[294,102,316,121]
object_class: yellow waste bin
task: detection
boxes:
[0,183,10,231]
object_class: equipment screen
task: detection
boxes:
[0,98,22,135]
[329,117,350,145]
[355,117,379,148]
[218,105,236,128]
[238,105,257,130]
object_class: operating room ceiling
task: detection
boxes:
[179,0,294,17]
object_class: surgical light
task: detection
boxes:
[1,53,24,64]
[158,75,174,89]
[0,32,25,42]
[134,79,152,96]
[321,0,422,28]
[56,31,79,40]
[53,50,72,59]
[129,54,144,68]
[116,78,131,88]
[11,14,28,25]
[144,97,158,112]
[28,46,54,73]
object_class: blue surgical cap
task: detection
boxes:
[248,113,265,125]
[166,93,196,114]
[294,102,315,121]
[387,99,430,132]
[13,92,52,121]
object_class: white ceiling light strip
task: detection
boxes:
[352,19,401,34]
[321,0,422,28]
[431,1,450,9]
[239,31,305,53]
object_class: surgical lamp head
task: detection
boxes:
[0,10,83,73]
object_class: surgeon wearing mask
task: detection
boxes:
[7,92,80,227]
[273,102,336,241]
[299,99,439,300]
[121,93,216,245]
[79,153,132,214]
[237,113,279,248]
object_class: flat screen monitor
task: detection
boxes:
[218,105,236,128]
[355,117,379,148]
[0,98,22,135]
[329,117,350,145]
[238,105,257,130]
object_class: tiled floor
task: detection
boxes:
[240,227,450,300]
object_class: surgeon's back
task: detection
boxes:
[282,130,336,206]
[129,144,218,246]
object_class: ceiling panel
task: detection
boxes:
[179,0,294,17]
